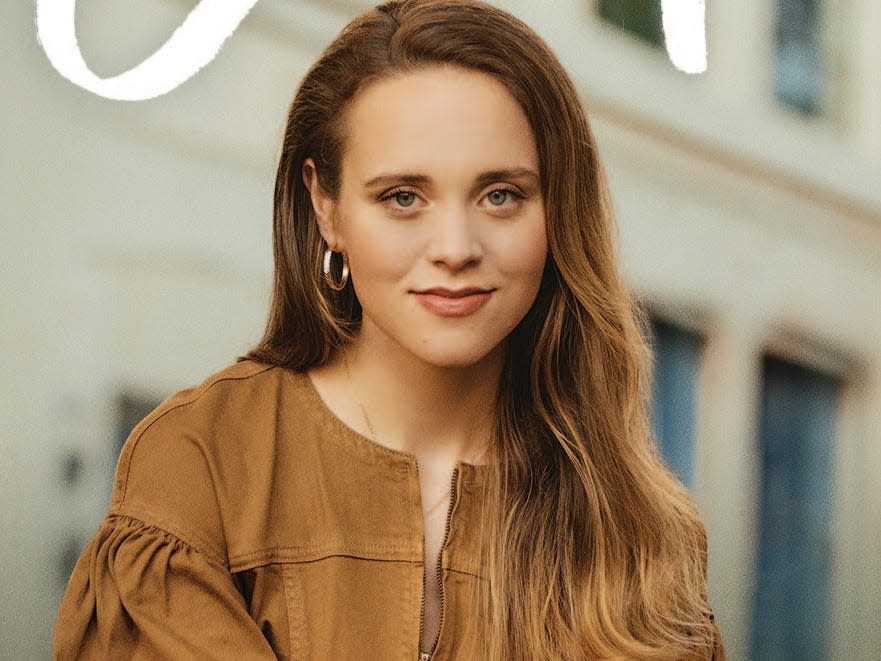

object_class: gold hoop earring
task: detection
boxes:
[322,248,350,291]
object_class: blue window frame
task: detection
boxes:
[751,355,839,660]
[647,319,703,488]
[774,0,824,115]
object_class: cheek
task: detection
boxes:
[503,219,548,284]
[341,210,415,285]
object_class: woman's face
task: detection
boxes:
[305,65,547,368]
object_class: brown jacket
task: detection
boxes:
[54,360,725,660]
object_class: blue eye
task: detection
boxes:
[486,189,510,206]
[394,190,417,207]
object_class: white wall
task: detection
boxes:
[2,1,349,656]
[2,0,879,658]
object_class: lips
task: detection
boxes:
[411,287,494,317]
[412,286,494,298]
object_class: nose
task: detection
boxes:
[425,204,483,271]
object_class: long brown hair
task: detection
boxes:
[244,1,716,657]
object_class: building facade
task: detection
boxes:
[2,1,879,658]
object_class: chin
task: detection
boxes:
[411,340,504,370]
[423,355,486,369]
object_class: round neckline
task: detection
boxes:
[295,367,491,472]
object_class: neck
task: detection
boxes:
[334,324,503,466]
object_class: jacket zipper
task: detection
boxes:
[418,466,460,661]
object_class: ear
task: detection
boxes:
[302,157,343,250]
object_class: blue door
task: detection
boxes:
[648,319,703,489]
[751,356,839,660]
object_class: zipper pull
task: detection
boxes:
[419,653,431,661]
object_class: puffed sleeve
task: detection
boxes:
[53,515,275,660]
[53,391,276,660]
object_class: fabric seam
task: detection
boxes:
[116,361,276,505]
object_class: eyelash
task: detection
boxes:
[379,186,525,211]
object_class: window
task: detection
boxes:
[773,0,828,116]
[114,392,162,461]
[751,355,840,660]
[597,0,664,49]
[647,319,703,488]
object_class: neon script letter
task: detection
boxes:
[36,0,708,102]
[35,0,260,101]
[662,0,707,74]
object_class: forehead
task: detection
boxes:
[340,66,538,180]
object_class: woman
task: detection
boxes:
[54,1,725,659]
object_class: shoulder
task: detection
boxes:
[116,359,321,468]
[130,360,285,429]
[113,360,280,495]
[110,360,318,563]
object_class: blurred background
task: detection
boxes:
[2,0,880,658]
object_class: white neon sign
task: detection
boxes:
[662,0,707,74]
[35,0,260,101]
[35,0,708,101]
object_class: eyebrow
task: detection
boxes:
[362,167,540,191]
